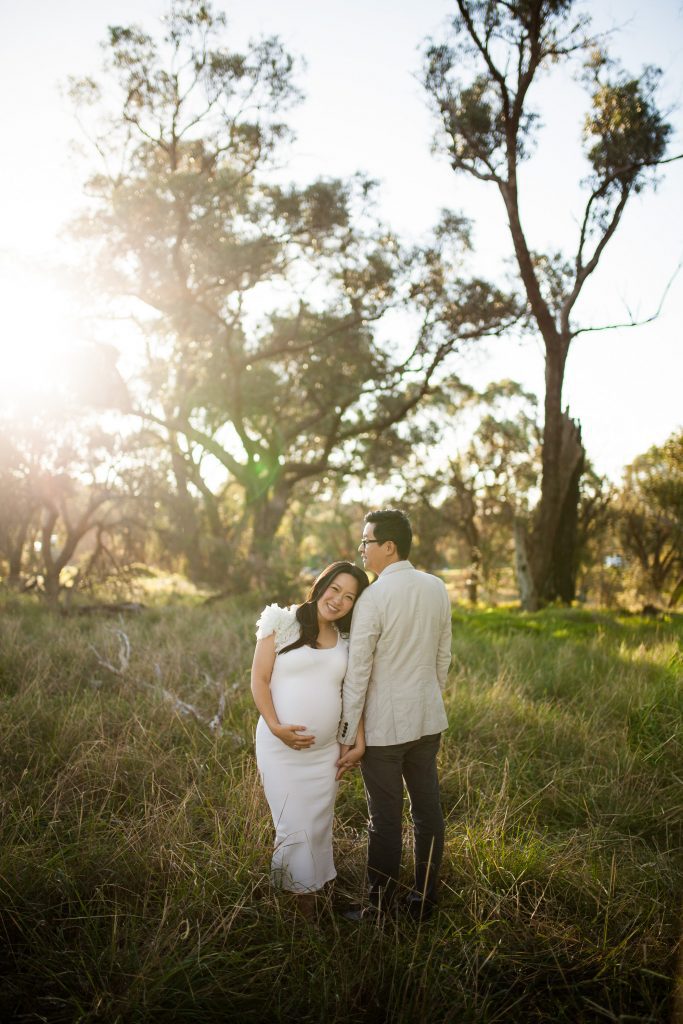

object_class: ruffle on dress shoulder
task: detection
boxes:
[255,603,300,651]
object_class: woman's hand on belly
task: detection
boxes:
[272,697,341,748]
[270,723,315,750]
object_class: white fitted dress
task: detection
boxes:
[255,604,348,893]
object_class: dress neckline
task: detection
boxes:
[315,627,341,651]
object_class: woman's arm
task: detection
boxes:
[250,635,315,750]
[335,715,365,779]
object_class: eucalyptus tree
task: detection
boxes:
[0,341,135,598]
[615,431,683,604]
[0,415,136,605]
[397,379,540,602]
[572,466,614,603]
[71,1,519,584]
[423,0,676,608]
[448,381,540,602]
[0,429,40,587]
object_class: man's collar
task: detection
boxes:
[377,559,413,578]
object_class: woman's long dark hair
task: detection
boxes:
[279,561,370,655]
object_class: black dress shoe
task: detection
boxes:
[339,905,364,922]
[403,897,437,921]
[339,904,394,923]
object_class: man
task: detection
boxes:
[336,508,452,920]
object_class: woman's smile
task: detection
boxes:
[316,573,360,623]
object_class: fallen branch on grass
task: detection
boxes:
[89,629,131,676]
[89,629,227,735]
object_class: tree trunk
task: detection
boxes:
[7,531,27,586]
[528,343,566,592]
[546,442,584,603]
[450,477,481,605]
[667,577,683,608]
[501,177,586,610]
[169,444,205,581]
[43,568,61,608]
[465,545,480,605]
[521,338,585,610]
[248,483,292,586]
[514,519,538,611]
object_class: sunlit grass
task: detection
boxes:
[0,602,681,1021]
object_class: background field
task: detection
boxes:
[0,601,681,1023]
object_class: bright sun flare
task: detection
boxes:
[1,269,81,413]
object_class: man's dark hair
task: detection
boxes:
[365,508,412,559]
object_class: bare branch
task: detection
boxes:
[89,628,131,676]
[562,187,631,331]
[207,689,226,736]
[571,259,683,338]
[575,153,683,278]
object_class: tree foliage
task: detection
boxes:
[615,431,683,604]
[0,415,144,605]
[393,379,540,602]
[69,0,519,586]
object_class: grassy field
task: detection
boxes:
[0,599,681,1023]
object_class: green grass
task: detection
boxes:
[0,601,681,1022]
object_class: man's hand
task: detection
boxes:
[335,741,365,780]
[272,723,315,749]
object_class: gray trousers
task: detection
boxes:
[360,732,444,908]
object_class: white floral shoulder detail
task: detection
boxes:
[255,603,301,652]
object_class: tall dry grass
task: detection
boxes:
[0,600,681,1022]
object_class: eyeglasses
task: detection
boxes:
[359,539,382,550]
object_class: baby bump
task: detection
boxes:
[271,680,342,746]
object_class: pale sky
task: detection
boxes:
[1,0,681,479]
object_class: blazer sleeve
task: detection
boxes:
[337,589,381,745]
[436,583,452,688]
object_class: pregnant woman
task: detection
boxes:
[251,561,369,920]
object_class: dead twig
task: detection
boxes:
[89,631,228,735]
[88,629,131,676]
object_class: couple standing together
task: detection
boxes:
[250,508,452,922]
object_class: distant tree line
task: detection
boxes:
[0,1,679,609]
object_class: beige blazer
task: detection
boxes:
[338,560,451,746]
